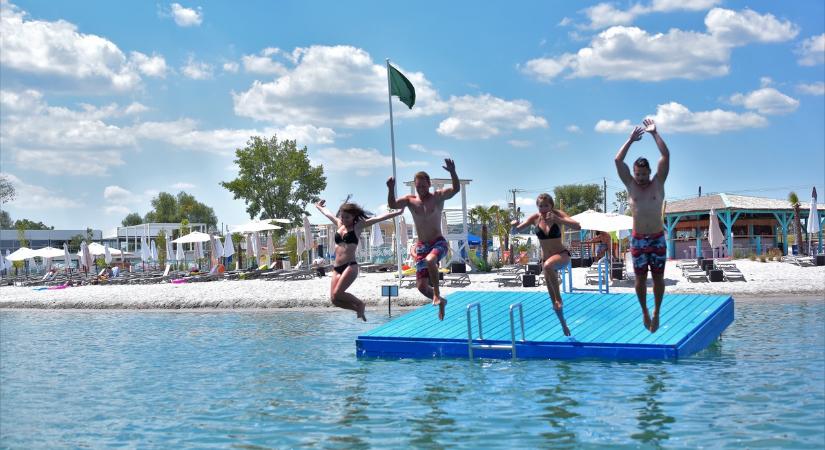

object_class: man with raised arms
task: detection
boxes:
[387,159,460,321]
[615,118,670,333]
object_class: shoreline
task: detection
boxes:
[1,260,822,310]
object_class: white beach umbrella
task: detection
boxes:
[0,250,5,273]
[208,234,218,266]
[251,232,260,258]
[296,228,305,261]
[79,242,91,270]
[231,220,282,233]
[104,244,112,264]
[32,247,65,259]
[140,236,149,262]
[570,210,633,232]
[150,240,158,261]
[223,232,235,258]
[165,236,173,262]
[175,242,184,262]
[214,235,224,259]
[807,188,820,255]
[63,243,71,271]
[6,247,36,261]
[708,208,725,258]
[172,231,212,244]
[370,223,384,247]
[327,225,336,258]
[303,216,313,259]
[271,218,291,224]
[265,232,274,257]
[399,216,409,249]
[244,233,253,263]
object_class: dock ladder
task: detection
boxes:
[466,302,526,360]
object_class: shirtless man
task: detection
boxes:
[615,118,670,333]
[387,159,460,321]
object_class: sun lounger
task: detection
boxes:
[495,273,524,287]
[681,263,709,282]
[443,273,470,287]
[783,255,815,266]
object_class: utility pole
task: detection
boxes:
[603,177,608,213]
[508,188,526,263]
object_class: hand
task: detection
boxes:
[511,219,519,226]
[545,211,558,223]
[643,118,656,134]
[630,126,644,142]
[315,199,326,208]
[442,158,456,173]
[386,176,395,189]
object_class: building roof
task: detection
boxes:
[665,193,825,215]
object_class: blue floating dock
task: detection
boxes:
[357,292,733,360]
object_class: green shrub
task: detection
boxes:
[748,253,756,261]
[469,253,491,272]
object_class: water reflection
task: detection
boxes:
[630,366,675,447]
[537,361,580,446]
[406,363,464,447]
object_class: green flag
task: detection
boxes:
[389,65,415,109]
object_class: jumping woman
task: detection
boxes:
[512,193,581,336]
[315,198,404,321]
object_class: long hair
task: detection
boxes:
[337,195,370,223]
[536,193,555,209]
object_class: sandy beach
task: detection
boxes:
[1,259,822,310]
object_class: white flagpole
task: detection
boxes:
[386,59,403,287]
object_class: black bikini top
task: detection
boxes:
[535,223,561,240]
[334,229,358,245]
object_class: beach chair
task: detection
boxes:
[714,261,746,281]
[680,262,709,282]
[782,254,815,267]
[495,272,524,287]
[443,272,471,287]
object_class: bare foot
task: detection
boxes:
[434,296,447,321]
[562,323,571,336]
[649,311,660,333]
[643,314,651,331]
[356,302,367,322]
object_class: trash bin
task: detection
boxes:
[816,255,825,266]
[450,262,466,273]
[527,263,542,275]
[611,267,624,280]
[708,269,724,282]
[522,274,536,287]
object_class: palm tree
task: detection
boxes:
[789,191,805,255]
[488,205,512,264]
[468,205,493,262]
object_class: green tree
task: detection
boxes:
[220,135,326,226]
[12,218,53,230]
[176,192,217,230]
[285,233,297,266]
[122,213,143,227]
[788,191,805,255]
[0,175,15,204]
[613,190,629,214]
[554,184,603,216]
[180,218,191,236]
[0,210,11,228]
[85,227,94,242]
[144,192,179,223]
[156,229,167,266]
[488,205,512,263]
[69,234,84,252]
[468,205,494,263]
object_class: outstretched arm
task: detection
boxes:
[511,213,537,232]
[644,118,670,183]
[386,177,411,210]
[436,159,460,200]
[315,200,340,226]
[615,126,645,188]
[363,208,405,227]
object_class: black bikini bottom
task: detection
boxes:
[333,261,358,274]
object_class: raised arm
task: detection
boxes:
[436,159,460,200]
[511,213,538,232]
[643,118,669,183]
[615,126,645,188]
[314,200,340,226]
[362,208,405,227]
[386,176,411,210]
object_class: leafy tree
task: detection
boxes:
[554,184,603,216]
[12,219,53,230]
[613,190,629,214]
[144,192,178,223]
[468,205,494,263]
[488,205,512,263]
[122,213,143,227]
[85,227,94,242]
[1,211,13,228]
[156,229,167,266]
[788,191,805,255]
[0,175,15,204]
[285,233,297,266]
[69,234,84,252]
[220,135,326,226]
[143,191,218,231]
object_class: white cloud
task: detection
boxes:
[595,102,768,134]
[103,185,134,203]
[0,89,132,175]
[316,147,426,176]
[409,144,450,157]
[242,47,288,75]
[729,87,799,115]
[222,61,239,73]
[583,0,720,29]
[105,205,131,216]
[171,182,195,189]
[507,140,532,148]
[797,82,825,96]
[558,17,572,27]
[796,34,825,66]
[566,124,581,133]
[0,1,163,91]
[523,8,798,82]
[181,55,213,79]
[170,3,202,27]
[436,94,547,139]
[102,185,154,216]
[129,51,168,77]
[233,45,448,128]
[1,172,82,209]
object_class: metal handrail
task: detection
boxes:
[509,302,525,359]
[466,302,483,359]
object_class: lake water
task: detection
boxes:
[1,298,823,449]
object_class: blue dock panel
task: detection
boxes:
[356,291,734,360]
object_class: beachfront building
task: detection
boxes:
[664,193,825,259]
[103,223,207,253]
[0,229,103,254]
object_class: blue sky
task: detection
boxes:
[1,0,823,234]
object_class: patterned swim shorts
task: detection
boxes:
[630,231,667,275]
[414,236,449,280]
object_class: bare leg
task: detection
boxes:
[544,254,571,336]
[426,254,446,320]
[635,271,651,331]
[650,272,665,332]
[330,265,366,321]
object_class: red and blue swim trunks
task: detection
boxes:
[414,236,449,279]
[630,230,667,275]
